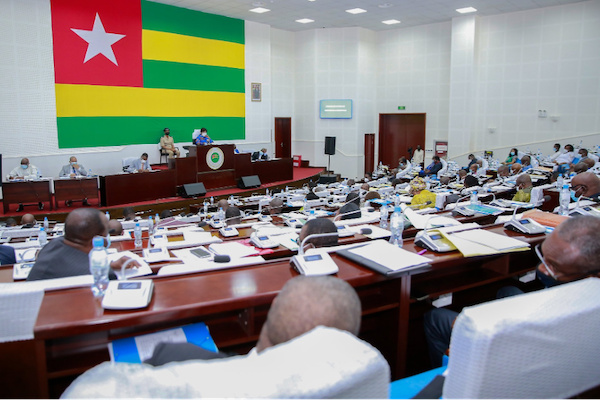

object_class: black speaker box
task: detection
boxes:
[324,136,336,155]
[239,175,261,189]
[181,182,207,198]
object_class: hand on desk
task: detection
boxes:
[110,256,141,271]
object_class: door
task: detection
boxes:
[378,113,426,167]
[274,117,292,158]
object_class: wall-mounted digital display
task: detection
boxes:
[320,99,352,119]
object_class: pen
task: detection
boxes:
[417,249,427,255]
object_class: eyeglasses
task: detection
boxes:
[572,184,587,196]
[534,244,559,279]
[535,243,600,281]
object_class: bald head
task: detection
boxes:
[20,214,36,225]
[108,219,123,236]
[549,216,600,277]
[256,276,361,352]
[582,158,595,169]
[516,174,532,189]
[268,197,284,215]
[216,199,229,211]
[571,172,600,198]
[573,162,588,174]
[520,155,531,166]
[511,163,522,174]
[64,209,107,248]
[497,165,510,177]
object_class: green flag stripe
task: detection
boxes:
[57,117,245,148]
[141,1,244,45]
[143,60,244,93]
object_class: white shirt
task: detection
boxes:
[9,164,39,179]
[396,161,412,178]
[412,149,424,164]
[555,151,575,164]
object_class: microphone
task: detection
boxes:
[333,208,362,221]
[298,232,340,255]
[119,258,139,281]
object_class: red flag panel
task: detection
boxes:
[51,0,143,87]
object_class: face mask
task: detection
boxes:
[70,162,77,166]
[141,160,146,165]
[536,269,562,288]
[510,152,515,156]
[94,235,111,248]
[554,148,559,152]
[21,164,28,169]
[571,190,581,202]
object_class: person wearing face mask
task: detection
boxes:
[570,172,600,201]
[502,148,519,165]
[8,158,39,180]
[554,144,575,173]
[395,156,412,178]
[512,174,533,202]
[159,128,180,158]
[193,127,214,146]
[423,215,600,368]
[59,156,87,178]
[548,143,562,162]
[128,153,153,173]
[27,208,139,281]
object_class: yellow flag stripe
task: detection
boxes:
[55,84,245,118]
[142,30,245,70]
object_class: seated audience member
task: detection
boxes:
[345,191,361,207]
[4,218,17,227]
[347,178,356,187]
[27,209,139,281]
[548,143,562,162]
[463,175,479,189]
[298,218,339,250]
[159,128,180,159]
[305,189,319,201]
[128,153,152,172]
[510,162,522,175]
[424,216,600,368]
[408,177,436,209]
[20,214,37,227]
[159,209,173,219]
[364,191,382,209]
[122,207,136,221]
[338,202,361,220]
[469,163,479,176]
[502,148,519,165]
[108,220,124,236]
[457,169,467,183]
[419,156,442,177]
[571,162,589,174]
[582,158,596,170]
[135,274,359,366]
[8,158,39,180]
[554,144,575,172]
[217,199,230,211]
[512,174,533,202]
[59,156,88,178]
[497,165,510,178]
[193,127,213,146]
[519,155,532,172]
[225,206,242,225]
[0,244,16,265]
[439,176,451,187]
[396,157,412,178]
[570,172,600,201]
[268,197,284,215]
[465,154,477,170]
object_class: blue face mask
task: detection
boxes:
[21,164,28,169]
[510,152,515,156]
[536,269,562,288]
[571,190,579,202]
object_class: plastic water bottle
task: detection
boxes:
[556,173,564,190]
[559,184,570,216]
[88,168,92,177]
[43,217,49,230]
[304,198,310,211]
[210,196,214,205]
[147,215,154,236]
[470,190,479,205]
[105,211,110,221]
[89,237,109,297]
[389,206,404,247]
[155,213,160,225]
[38,227,48,247]
[380,204,389,229]
[218,207,225,221]
[134,222,142,248]
[203,200,208,215]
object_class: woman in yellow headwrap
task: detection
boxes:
[409,177,436,209]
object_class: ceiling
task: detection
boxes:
[150,0,585,32]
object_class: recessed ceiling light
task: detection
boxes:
[252,1,265,6]
[378,3,392,8]
[382,19,400,25]
[296,18,314,24]
[456,7,477,13]
[308,0,316,2]
[250,7,270,13]
[346,8,367,14]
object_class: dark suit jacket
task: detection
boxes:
[0,245,16,265]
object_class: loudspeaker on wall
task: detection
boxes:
[324,136,336,155]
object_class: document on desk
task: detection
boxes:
[348,224,391,239]
[109,322,218,363]
[208,242,260,259]
[440,228,529,257]
[337,239,430,276]
[402,206,461,230]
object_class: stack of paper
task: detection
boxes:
[109,251,153,280]
[438,227,530,257]
[208,242,260,259]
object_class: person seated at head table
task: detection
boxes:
[27,208,140,281]
[159,128,180,158]
[193,127,213,146]
[233,144,240,154]
[408,177,436,209]
[225,206,242,225]
[338,202,361,220]
[570,172,600,201]
[59,156,88,178]
[96,274,360,370]
[268,197,284,215]
[497,165,510,178]
[128,153,153,173]
[122,207,136,221]
[510,163,522,175]
[20,214,37,227]
[8,158,39,180]
[424,215,600,368]
[512,174,533,202]
[108,220,124,236]
[520,155,533,172]
[501,148,519,165]
[252,148,269,161]
[0,244,16,266]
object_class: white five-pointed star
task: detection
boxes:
[71,13,126,65]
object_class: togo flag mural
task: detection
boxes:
[51,0,245,148]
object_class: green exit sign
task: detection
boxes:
[398,106,406,110]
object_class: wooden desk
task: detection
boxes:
[99,170,176,207]
[53,178,99,208]
[0,224,545,398]
[2,180,53,213]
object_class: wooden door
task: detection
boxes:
[378,114,426,167]
[274,117,292,158]
[364,133,375,175]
